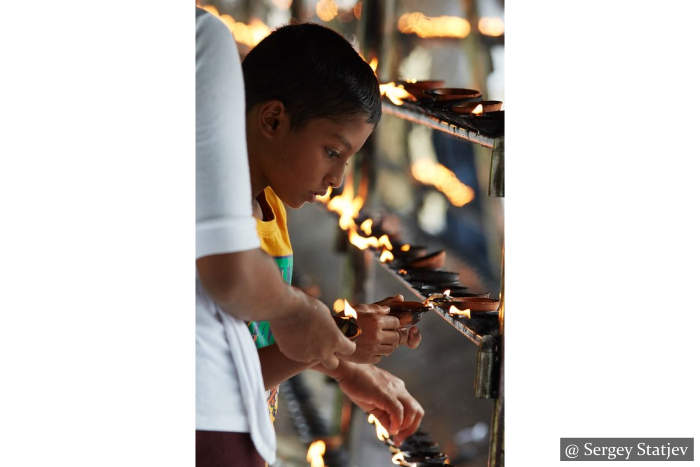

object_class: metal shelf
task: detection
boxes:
[374,259,497,347]
[381,100,497,149]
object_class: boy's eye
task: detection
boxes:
[326,148,342,159]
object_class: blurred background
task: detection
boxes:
[195,1,504,465]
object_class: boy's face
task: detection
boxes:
[267,115,374,208]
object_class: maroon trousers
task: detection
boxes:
[196,430,265,467]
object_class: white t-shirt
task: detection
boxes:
[195,8,275,464]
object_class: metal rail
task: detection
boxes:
[381,100,496,149]
[374,259,497,346]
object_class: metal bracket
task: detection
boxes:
[489,136,504,197]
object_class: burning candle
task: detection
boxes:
[448,305,471,319]
[367,414,393,445]
[332,299,361,339]
[379,249,395,263]
[360,218,373,235]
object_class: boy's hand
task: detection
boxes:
[336,364,424,445]
[269,290,355,369]
[377,294,422,349]
[348,303,401,364]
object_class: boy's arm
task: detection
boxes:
[197,250,355,369]
[255,343,423,445]
[315,361,424,445]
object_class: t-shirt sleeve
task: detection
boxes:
[196,8,259,259]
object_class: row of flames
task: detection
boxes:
[317,170,397,263]
[197,3,271,48]
[199,2,502,47]
[398,12,504,38]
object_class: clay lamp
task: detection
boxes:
[407,250,446,269]
[425,87,482,104]
[332,299,361,339]
[399,79,446,100]
[388,301,434,327]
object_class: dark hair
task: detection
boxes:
[242,23,381,129]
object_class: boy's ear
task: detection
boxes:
[259,100,287,138]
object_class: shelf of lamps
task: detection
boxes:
[374,258,497,347]
[381,100,497,149]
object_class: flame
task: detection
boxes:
[379,249,395,263]
[478,17,505,37]
[379,82,413,106]
[348,229,377,250]
[411,159,475,207]
[316,0,338,22]
[472,104,484,115]
[325,175,363,230]
[367,414,390,442]
[398,12,470,39]
[369,57,378,74]
[398,269,407,275]
[391,451,417,467]
[199,4,271,48]
[400,244,411,252]
[343,300,358,319]
[333,298,345,313]
[448,305,471,318]
[444,289,451,297]
[360,218,373,235]
[306,440,326,467]
[321,170,395,254]
[315,186,332,203]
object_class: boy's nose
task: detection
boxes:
[325,170,344,189]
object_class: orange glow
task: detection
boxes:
[379,249,395,263]
[343,300,358,319]
[400,244,411,252]
[369,56,378,74]
[316,0,338,22]
[379,82,413,106]
[333,298,345,313]
[367,414,390,442]
[398,12,470,39]
[321,171,395,255]
[306,440,326,467]
[478,17,505,37]
[411,159,475,207]
[353,1,362,19]
[325,174,364,231]
[230,18,271,48]
[360,218,373,235]
[472,104,484,115]
[199,4,271,48]
[448,305,471,318]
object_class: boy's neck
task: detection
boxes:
[246,116,268,199]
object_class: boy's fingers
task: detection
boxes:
[320,354,340,370]
[335,337,356,357]
[379,315,401,330]
[407,327,422,349]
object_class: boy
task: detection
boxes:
[242,19,423,439]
